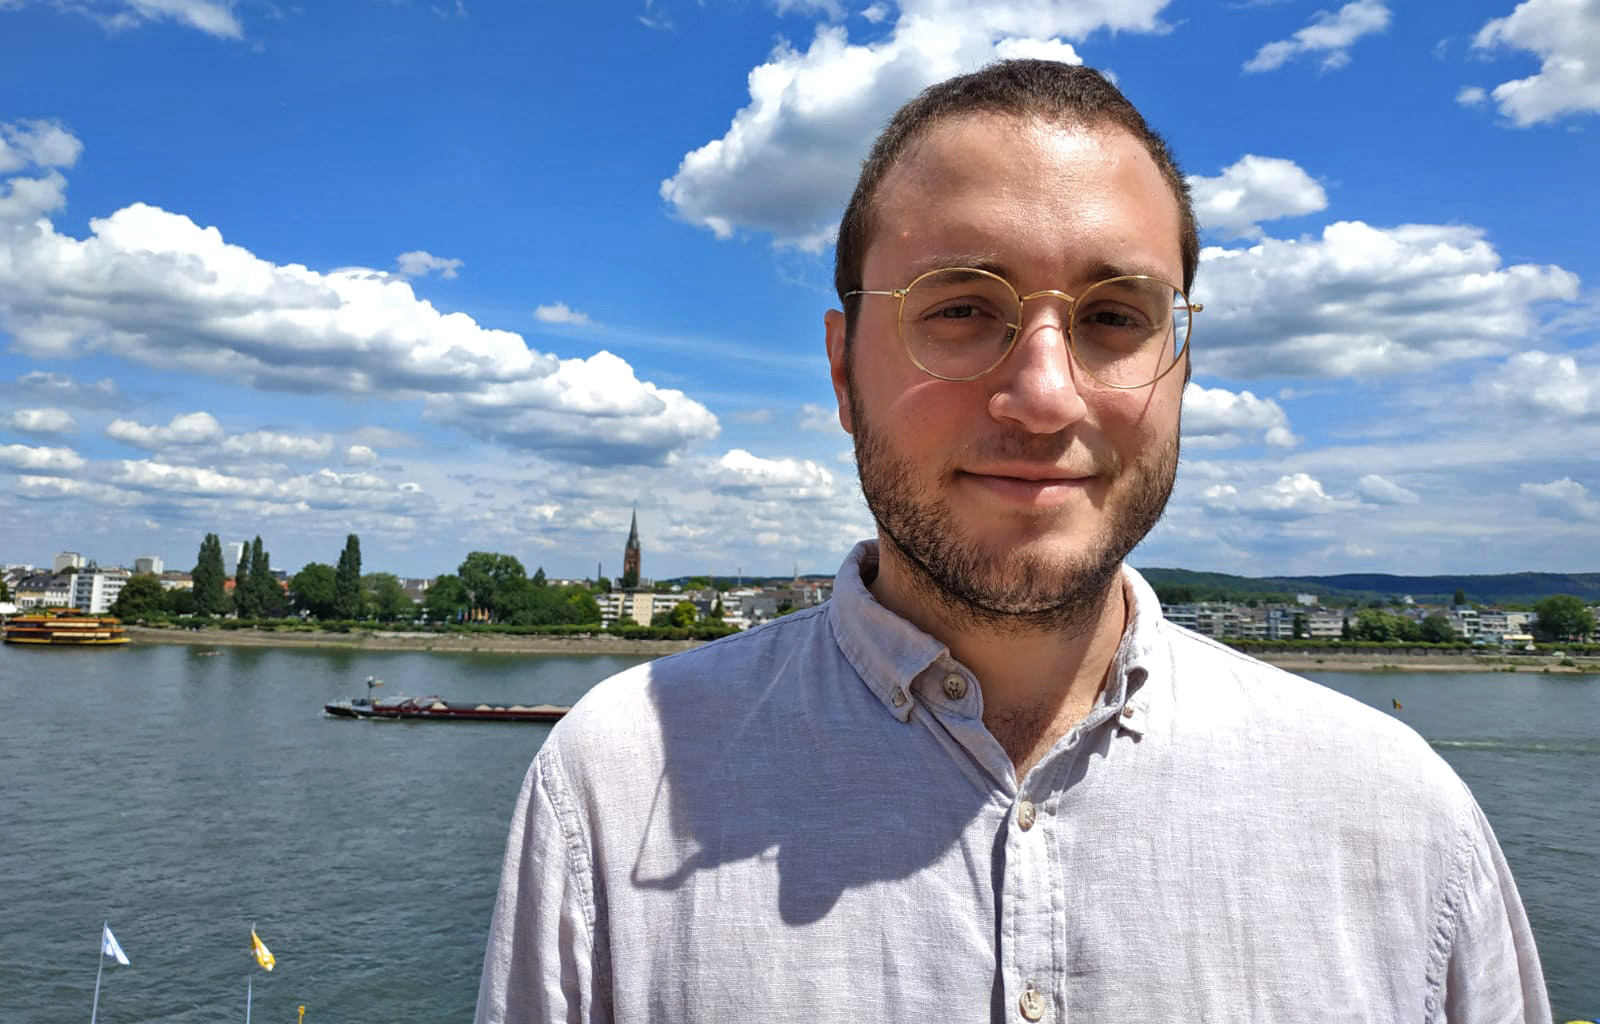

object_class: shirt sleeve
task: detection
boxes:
[476,747,607,1024]
[1438,792,1550,1023]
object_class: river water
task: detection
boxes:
[2,643,1595,1022]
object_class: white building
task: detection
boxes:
[223,542,247,578]
[53,551,85,572]
[71,571,129,615]
[597,589,671,627]
[134,555,164,575]
[16,573,72,608]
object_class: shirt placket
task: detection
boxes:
[1001,773,1056,1023]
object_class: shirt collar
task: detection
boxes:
[828,539,1166,728]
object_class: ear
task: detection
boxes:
[824,308,854,435]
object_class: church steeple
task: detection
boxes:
[622,508,641,589]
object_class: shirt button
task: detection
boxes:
[890,686,908,707]
[1019,985,1046,1021]
[1122,704,1135,718]
[1017,798,1036,831]
[943,673,967,700]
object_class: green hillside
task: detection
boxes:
[1134,567,1600,606]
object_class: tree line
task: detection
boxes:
[109,535,607,628]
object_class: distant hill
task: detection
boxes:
[1134,567,1600,606]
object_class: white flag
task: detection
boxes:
[101,924,130,966]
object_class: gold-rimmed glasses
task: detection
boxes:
[845,267,1201,389]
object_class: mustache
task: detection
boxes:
[954,431,1120,472]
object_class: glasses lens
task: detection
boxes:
[1071,277,1189,387]
[900,269,1019,380]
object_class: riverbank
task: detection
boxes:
[121,626,1600,671]
[124,625,702,655]
[1251,650,1598,673]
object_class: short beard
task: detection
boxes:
[848,370,1176,638]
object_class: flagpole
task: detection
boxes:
[245,921,254,1024]
[89,922,106,1024]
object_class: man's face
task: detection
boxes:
[825,113,1186,623]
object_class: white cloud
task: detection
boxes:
[106,412,223,450]
[1471,0,1600,126]
[1243,0,1390,73]
[712,448,837,500]
[428,350,719,466]
[344,444,380,466]
[2,407,77,436]
[34,0,246,38]
[1181,383,1297,448]
[395,250,464,280]
[730,408,775,424]
[1195,221,1579,378]
[1200,472,1356,516]
[221,430,335,460]
[110,459,428,514]
[1456,86,1488,107]
[1471,350,1600,420]
[534,302,594,326]
[1187,155,1327,238]
[798,402,843,432]
[15,371,119,406]
[659,0,1170,251]
[16,474,140,506]
[106,411,223,449]
[0,120,83,173]
[0,128,718,466]
[1357,473,1419,505]
[0,443,86,473]
[1521,477,1600,521]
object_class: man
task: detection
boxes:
[478,61,1548,1022]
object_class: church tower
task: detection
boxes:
[622,509,641,589]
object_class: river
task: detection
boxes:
[2,643,1594,1021]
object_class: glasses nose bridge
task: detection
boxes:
[1014,287,1079,326]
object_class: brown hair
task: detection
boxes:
[834,60,1199,323]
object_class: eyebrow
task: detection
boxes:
[903,253,1176,285]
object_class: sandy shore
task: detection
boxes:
[123,627,1598,671]
[125,625,702,655]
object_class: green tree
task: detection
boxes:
[248,538,285,618]
[0,577,8,601]
[334,534,364,619]
[192,533,227,616]
[1453,588,1467,607]
[458,551,530,622]
[424,574,469,623]
[1353,609,1402,642]
[234,541,255,618]
[363,573,415,622]
[592,576,611,594]
[290,563,339,619]
[1534,595,1596,641]
[1419,614,1456,643]
[1340,617,1352,641]
[163,587,197,616]
[109,574,166,620]
[1291,612,1308,640]
[531,566,547,587]
[669,600,698,627]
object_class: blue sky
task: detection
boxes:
[1,0,1595,582]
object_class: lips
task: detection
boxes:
[957,466,1097,506]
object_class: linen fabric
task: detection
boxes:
[476,540,1549,1023]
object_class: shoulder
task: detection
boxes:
[1151,621,1471,817]
[540,604,836,779]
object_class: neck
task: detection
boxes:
[867,534,1129,749]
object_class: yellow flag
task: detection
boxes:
[251,929,276,971]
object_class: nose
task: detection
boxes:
[986,302,1089,434]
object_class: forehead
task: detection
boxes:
[868,113,1182,283]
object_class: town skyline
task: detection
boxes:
[1,1,1596,580]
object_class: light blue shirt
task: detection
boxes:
[477,541,1548,1022]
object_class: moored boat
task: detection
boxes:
[3,610,130,645]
